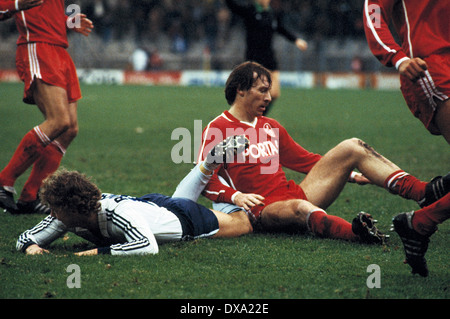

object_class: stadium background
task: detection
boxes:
[0,0,397,88]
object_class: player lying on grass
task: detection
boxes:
[16,135,389,256]
[196,61,450,253]
[16,136,253,256]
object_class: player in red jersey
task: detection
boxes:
[0,0,93,214]
[0,0,41,16]
[363,0,450,142]
[196,61,449,245]
[363,0,450,276]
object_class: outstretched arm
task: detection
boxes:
[17,215,67,254]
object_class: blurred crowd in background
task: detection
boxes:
[74,0,366,49]
[0,0,384,72]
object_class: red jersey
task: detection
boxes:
[0,0,17,12]
[0,0,68,47]
[363,0,450,69]
[197,111,322,204]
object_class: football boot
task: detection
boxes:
[0,186,18,214]
[392,211,433,277]
[205,135,249,168]
[352,212,389,245]
[16,199,51,215]
[418,172,450,208]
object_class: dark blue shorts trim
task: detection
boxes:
[138,193,219,240]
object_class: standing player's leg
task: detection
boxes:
[16,80,78,213]
[0,80,66,213]
[434,98,450,144]
[392,193,450,277]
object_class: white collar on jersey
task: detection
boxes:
[222,111,258,128]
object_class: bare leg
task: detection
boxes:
[434,99,450,144]
[260,199,318,232]
[18,81,78,205]
[301,138,400,209]
[211,209,253,237]
[34,79,77,141]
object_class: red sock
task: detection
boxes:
[19,142,64,202]
[384,170,426,202]
[412,193,450,236]
[307,210,357,241]
[0,127,49,187]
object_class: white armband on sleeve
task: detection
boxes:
[231,191,242,204]
[395,57,410,70]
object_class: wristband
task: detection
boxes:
[395,57,410,70]
[231,191,241,204]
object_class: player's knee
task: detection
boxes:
[336,137,365,158]
[65,123,79,140]
[234,211,253,235]
[293,200,311,221]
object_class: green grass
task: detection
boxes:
[0,82,449,301]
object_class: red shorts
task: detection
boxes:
[16,42,81,105]
[251,180,307,218]
[400,53,450,135]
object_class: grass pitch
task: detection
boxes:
[0,82,448,302]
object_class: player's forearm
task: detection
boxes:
[363,0,406,68]
[75,248,99,256]
[203,184,237,204]
[17,216,67,252]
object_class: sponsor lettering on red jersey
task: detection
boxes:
[197,111,321,203]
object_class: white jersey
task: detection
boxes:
[17,193,184,255]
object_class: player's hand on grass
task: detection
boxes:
[233,192,265,211]
[25,244,49,255]
[398,57,428,82]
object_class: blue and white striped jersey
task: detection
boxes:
[17,193,187,255]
